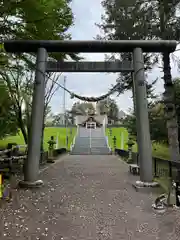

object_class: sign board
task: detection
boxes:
[46,61,133,72]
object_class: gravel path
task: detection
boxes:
[0,155,180,240]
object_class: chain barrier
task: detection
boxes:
[0,145,27,156]
[0,149,12,155]
[2,155,27,161]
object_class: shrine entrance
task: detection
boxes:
[3,39,177,186]
[86,122,96,129]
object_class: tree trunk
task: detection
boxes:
[159,1,180,161]
[17,108,28,144]
[163,52,180,161]
[178,120,180,152]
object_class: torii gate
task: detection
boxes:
[3,40,177,188]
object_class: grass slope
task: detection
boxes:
[106,127,170,159]
[106,127,172,192]
[0,126,170,159]
[0,127,77,150]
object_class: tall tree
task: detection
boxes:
[2,59,63,144]
[0,79,18,139]
[174,78,180,150]
[0,0,79,72]
[96,98,119,122]
[0,0,78,148]
[97,0,159,91]
[123,100,168,143]
[70,102,95,116]
[99,0,180,161]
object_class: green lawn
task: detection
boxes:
[106,127,173,192]
[106,127,129,150]
[0,126,170,159]
[0,127,77,151]
[106,127,170,160]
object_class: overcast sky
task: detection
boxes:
[50,0,180,114]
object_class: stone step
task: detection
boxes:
[71,128,111,155]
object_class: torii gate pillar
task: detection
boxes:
[133,48,153,182]
[19,48,47,188]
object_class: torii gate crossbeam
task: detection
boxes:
[4,40,176,53]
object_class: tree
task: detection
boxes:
[0,0,79,149]
[174,78,180,150]
[97,0,159,91]
[51,110,74,126]
[123,101,168,143]
[70,102,95,115]
[2,60,63,144]
[96,98,119,123]
[122,111,137,137]
[149,102,168,143]
[99,0,180,160]
[0,80,18,139]
[51,113,64,126]
[1,0,73,47]
[123,77,180,145]
[0,0,79,74]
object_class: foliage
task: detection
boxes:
[51,111,73,126]
[98,0,180,69]
[70,102,95,116]
[122,76,180,147]
[96,98,119,122]
[0,0,77,144]
[174,78,180,148]
[98,0,180,101]
[1,61,63,144]
[122,111,137,137]
[106,127,170,159]
[149,102,167,143]
[122,100,168,143]
[97,0,162,93]
[0,0,78,60]
[0,80,18,139]
[99,0,180,159]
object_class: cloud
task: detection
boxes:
[50,0,180,114]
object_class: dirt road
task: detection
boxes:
[0,155,179,239]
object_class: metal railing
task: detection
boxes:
[115,148,180,180]
[70,136,76,151]
[70,127,79,151]
[89,128,92,153]
[105,136,112,153]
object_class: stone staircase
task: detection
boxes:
[71,127,111,155]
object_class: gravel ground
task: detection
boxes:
[0,155,180,240]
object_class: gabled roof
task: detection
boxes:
[76,114,107,124]
[81,116,101,125]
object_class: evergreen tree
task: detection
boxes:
[99,0,180,161]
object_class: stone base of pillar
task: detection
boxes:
[132,180,159,193]
[19,179,44,188]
